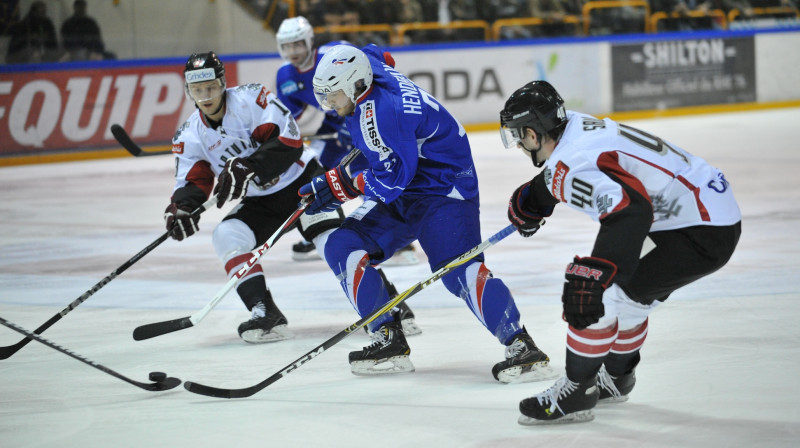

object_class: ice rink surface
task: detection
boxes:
[1,108,799,447]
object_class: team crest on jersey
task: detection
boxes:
[256,86,270,109]
[551,161,569,202]
[172,142,184,154]
[359,100,392,161]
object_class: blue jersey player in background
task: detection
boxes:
[299,44,556,382]
[275,17,420,267]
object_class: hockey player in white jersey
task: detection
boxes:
[500,81,741,424]
[165,51,345,343]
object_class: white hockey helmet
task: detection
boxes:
[313,45,373,110]
[276,16,314,64]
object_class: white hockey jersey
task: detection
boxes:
[171,83,312,198]
[543,111,741,231]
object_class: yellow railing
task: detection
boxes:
[491,16,582,40]
[650,9,728,31]
[395,21,491,45]
[582,0,651,34]
[728,6,800,23]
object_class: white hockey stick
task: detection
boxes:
[132,147,361,341]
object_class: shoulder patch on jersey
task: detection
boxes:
[280,80,299,96]
[172,142,185,154]
[359,100,392,161]
[174,121,190,141]
[552,161,569,202]
[256,86,270,109]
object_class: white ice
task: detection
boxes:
[1,108,799,448]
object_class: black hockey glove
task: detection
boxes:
[508,181,553,237]
[562,256,617,330]
[164,203,199,241]
[214,157,256,208]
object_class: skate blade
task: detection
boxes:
[240,325,294,344]
[400,318,422,336]
[496,362,560,384]
[598,395,629,405]
[351,356,415,376]
[292,251,322,262]
[518,410,595,426]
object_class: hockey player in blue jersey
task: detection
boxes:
[275,16,421,267]
[298,44,555,382]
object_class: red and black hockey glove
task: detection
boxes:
[164,203,200,241]
[562,256,617,330]
[214,157,256,208]
[508,181,553,238]
[298,166,363,214]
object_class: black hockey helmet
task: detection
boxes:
[184,51,226,85]
[500,80,567,149]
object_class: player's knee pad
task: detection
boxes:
[322,227,367,270]
[297,207,344,241]
[213,219,256,262]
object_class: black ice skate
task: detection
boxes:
[349,320,414,375]
[518,375,599,425]
[492,330,556,383]
[237,302,293,343]
[597,365,636,404]
[378,268,422,336]
[291,240,321,262]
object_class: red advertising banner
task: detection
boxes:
[0,62,238,156]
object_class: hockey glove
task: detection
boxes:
[214,157,256,208]
[562,256,617,330]
[298,166,363,215]
[508,181,553,237]
[164,203,199,241]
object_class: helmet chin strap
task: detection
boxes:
[520,136,545,168]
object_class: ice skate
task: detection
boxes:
[597,365,636,404]
[291,240,321,262]
[492,330,556,383]
[392,301,422,336]
[237,302,293,343]
[381,243,421,266]
[349,320,414,375]
[518,375,599,425]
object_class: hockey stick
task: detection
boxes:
[0,196,218,360]
[131,147,362,341]
[183,223,518,399]
[0,316,181,391]
[305,132,338,141]
[111,124,172,157]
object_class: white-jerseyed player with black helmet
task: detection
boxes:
[500,81,741,424]
[165,51,344,343]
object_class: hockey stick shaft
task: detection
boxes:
[111,124,172,157]
[304,132,338,141]
[0,316,181,391]
[132,147,363,341]
[183,224,518,398]
[0,196,218,360]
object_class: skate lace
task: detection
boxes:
[365,327,391,350]
[597,366,622,398]
[250,302,267,319]
[536,376,579,414]
[504,338,528,359]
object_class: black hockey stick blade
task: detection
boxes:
[111,124,171,157]
[0,316,181,391]
[133,316,193,341]
[183,224,517,399]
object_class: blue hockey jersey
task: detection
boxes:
[345,45,479,204]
